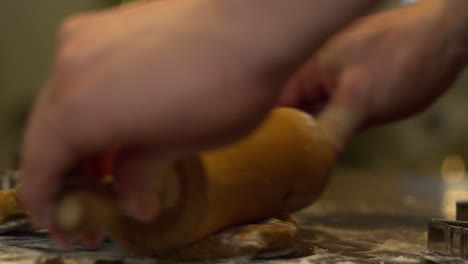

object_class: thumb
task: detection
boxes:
[317,71,368,153]
[318,105,363,154]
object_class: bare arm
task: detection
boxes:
[279,0,468,150]
[441,0,468,45]
[19,0,377,244]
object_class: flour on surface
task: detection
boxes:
[386,256,419,263]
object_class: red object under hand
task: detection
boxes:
[82,149,119,184]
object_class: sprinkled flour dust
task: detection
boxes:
[386,256,419,263]
[219,218,297,253]
[311,245,329,255]
[372,239,424,254]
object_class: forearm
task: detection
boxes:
[200,0,378,85]
[443,0,468,42]
[431,0,468,53]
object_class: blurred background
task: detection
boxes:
[0,0,466,174]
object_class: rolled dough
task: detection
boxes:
[0,189,26,223]
[0,190,299,261]
[154,216,300,261]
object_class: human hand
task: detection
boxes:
[18,0,376,246]
[278,0,468,151]
[18,0,276,245]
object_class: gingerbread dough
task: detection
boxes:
[154,217,300,261]
[0,189,299,261]
[0,189,26,224]
[1,108,333,262]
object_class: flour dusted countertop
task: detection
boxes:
[0,171,465,264]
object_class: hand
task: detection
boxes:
[278,0,468,151]
[19,1,274,246]
[18,0,375,245]
[19,0,277,244]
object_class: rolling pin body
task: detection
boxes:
[109,108,334,256]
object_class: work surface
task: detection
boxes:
[0,171,467,264]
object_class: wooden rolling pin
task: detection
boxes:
[54,107,335,257]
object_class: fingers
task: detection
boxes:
[18,80,76,228]
[81,229,105,248]
[50,226,77,247]
[277,59,337,113]
[279,50,366,153]
[18,76,118,245]
[18,99,105,248]
[113,148,165,222]
[18,139,72,228]
[50,226,105,248]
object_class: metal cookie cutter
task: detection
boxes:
[428,201,468,258]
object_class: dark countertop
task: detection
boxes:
[1,170,467,264]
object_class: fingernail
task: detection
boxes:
[120,196,159,222]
